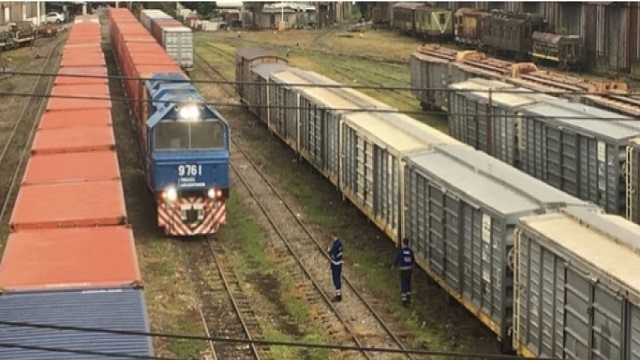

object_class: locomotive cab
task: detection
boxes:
[145,74,230,236]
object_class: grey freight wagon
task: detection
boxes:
[514,206,640,360]
[403,144,595,350]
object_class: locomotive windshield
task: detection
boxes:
[154,120,225,150]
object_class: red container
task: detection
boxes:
[31,126,115,155]
[39,108,111,129]
[47,84,111,111]
[9,180,126,231]
[55,67,107,86]
[61,53,106,68]
[0,226,141,292]
[64,43,103,51]
[22,151,120,185]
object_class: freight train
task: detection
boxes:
[0,17,154,358]
[137,9,194,73]
[392,4,585,68]
[237,47,640,358]
[409,45,640,226]
[110,8,230,236]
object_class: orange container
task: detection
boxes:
[38,108,111,129]
[9,180,126,231]
[47,84,111,111]
[22,151,120,185]
[31,126,115,155]
[61,53,106,68]
[64,43,103,51]
[55,67,107,86]
[0,227,141,292]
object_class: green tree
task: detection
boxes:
[179,2,218,18]
[244,2,265,30]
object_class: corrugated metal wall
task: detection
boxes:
[631,3,640,74]
[457,2,638,74]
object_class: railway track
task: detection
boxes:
[179,238,271,360]
[0,35,67,225]
[193,52,419,360]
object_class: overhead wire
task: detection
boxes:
[2,69,639,97]
[0,320,563,360]
[0,91,634,120]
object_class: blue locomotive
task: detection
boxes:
[144,73,230,236]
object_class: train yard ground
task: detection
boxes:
[12,19,638,360]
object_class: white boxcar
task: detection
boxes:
[139,9,165,31]
[340,112,467,243]
[248,63,289,124]
[403,144,596,349]
[268,68,337,152]
[294,78,392,186]
[514,206,640,360]
[518,101,640,216]
[268,67,392,186]
[448,77,559,166]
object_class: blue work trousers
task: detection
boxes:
[400,269,412,300]
[331,264,342,295]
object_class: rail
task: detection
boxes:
[194,52,416,360]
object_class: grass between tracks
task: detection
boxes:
[194,30,497,356]
[219,190,331,360]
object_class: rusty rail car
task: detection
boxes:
[411,44,640,117]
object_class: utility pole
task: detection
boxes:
[36,0,41,25]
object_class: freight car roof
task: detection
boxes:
[271,68,391,111]
[343,112,464,155]
[237,47,281,61]
[406,145,593,220]
[521,101,640,141]
[519,207,640,301]
[251,63,290,79]
[0,289,154,359]
[450,78,557,108]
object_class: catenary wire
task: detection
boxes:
[0,91,634,120]
[2,69,639,96]
[0,320,563,360]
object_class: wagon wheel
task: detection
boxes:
[506,247,516,272]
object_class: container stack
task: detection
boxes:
[0,19,154,359]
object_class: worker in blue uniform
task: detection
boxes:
[327,233,343,302]
[394,238,415,307]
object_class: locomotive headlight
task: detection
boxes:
[164,187,178,202]
[178,104,200,120]
[207,188,223,199]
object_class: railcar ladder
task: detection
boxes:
[511,228,522,352]
[625,145,635,222]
